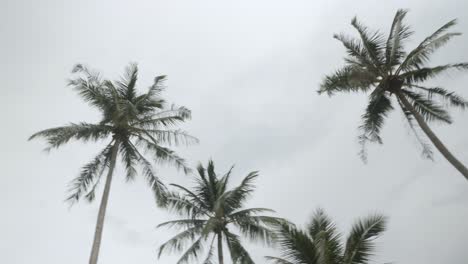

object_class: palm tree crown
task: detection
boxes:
[266,209,387,264]
[30,63,197,204]
[319,9,468,164]
[158,160,286,264]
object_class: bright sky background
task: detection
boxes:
[2,0,468,263]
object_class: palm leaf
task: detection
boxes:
[358,92,393,162]
[401,89,452,123]
[343,215,387,264]
[29,123,112,150]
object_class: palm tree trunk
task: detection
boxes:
[89,142,119,264]
[397,91,468,181]
[217,232,224,264]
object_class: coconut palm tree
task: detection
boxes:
[318,9,468,181]
[266,209,387,264]
[157,160,286,264]
[29,63,197,264]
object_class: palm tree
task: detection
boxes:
[29,63,197,264]
[318,9,468,181]
[266,209,387,264]
[157,160,286,264]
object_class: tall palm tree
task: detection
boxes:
[29,63,197,264]
[157,160,286,264]
[318,9,468,181]
[266,209,387,264]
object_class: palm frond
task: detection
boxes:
[133,105,192,128]
[201,235,216,264]
[397,19,460,73]
[224,231,255,264]
[222,171,259,214]
[170,183,210,212]
[164,191,208,217]
[401,89,452,123]
[135,136,191,174]
[157,219,207,229]
[343,215,387,264]
[265,256,295,264]
[229,208,276,218]
[307,209,343,264]
[119,140,138,181]
[401,63,468,83]
[408,84,468,109]
[231,216,278,246]
[333,34,380,74]
[29,123,112,150]
[385,9,412,70]
[397,98,434,160]
[350,17,386,72]
[157,226,204,258]
[69,64,113,110]
[133,128,199,146]
[358,92,393,162]
[176,235,206,264]
[318,65,377,96]
[66,143,113,204]
[115,63,138,100]
[272,223,320,264]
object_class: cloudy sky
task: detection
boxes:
[2,0,468,263]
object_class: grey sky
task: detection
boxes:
[2,0,468,263]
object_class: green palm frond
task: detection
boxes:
[223,171,259,213]
[351,17,386,72]
[115,63,138,100]
[135,136,191,174]
[231,216,280,245]
[69,64,113,111]
[119,140,138,181]
[358,92,393,162]
[157,219,207,229]
[272,223,320,264]
[224,231,255,264]
[307,209,343,264]
[66,143,113,204]
[343,215,387,264]
[268,210,387,264]
[164,191,208,217]
[201,236,216,264]
[408,85,468,109]
[265,256,296,264]
[136,128,199,146]
[385,9,412,69]
[170,183,211,213]
[157,226,204,259]
[318,66,377,95]
[401,89,452,123]
[397,19,459,73]
[176,236,206,264]
[229,208,276,218]
[401,63,468,83]
[29,123,112,150]
[332,34,379,74]
[397,98,434,160]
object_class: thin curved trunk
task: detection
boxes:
[397,91,468,181]
[217,232,224,264]
[89,142,119,264]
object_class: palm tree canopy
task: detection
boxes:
[29,63,198,204]
[157,160,287,264]
[318,9,468,160]
[266,209,387,264]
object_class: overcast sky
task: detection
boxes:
[2,0,468,263]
